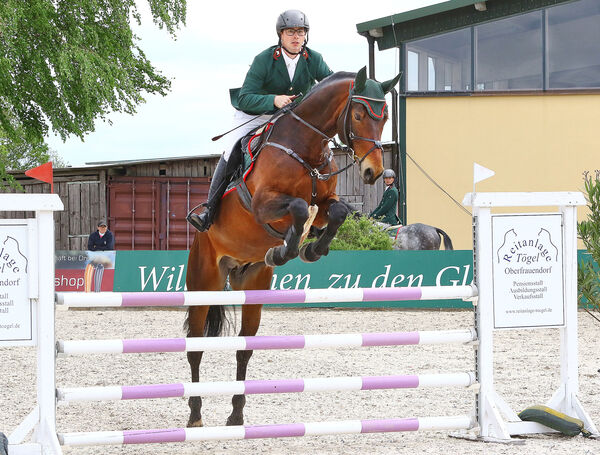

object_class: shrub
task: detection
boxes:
[577,170,600,317]
[329,214,394,250]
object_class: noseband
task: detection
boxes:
[337,94,385,166]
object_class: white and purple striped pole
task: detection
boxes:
[58,415,474,446]
[56,372,476,402]
[55,285,477,308]
[57,328,476,355]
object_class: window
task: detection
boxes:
[403,0,600,94]
[406,29,471,92]
[476,11,543,90]
[407,51,419,91]
[547,0,600,88]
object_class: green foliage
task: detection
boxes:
[0,0,186,143]
[577,170,600,314]
[578,260,599,309]
[329,214,394,250]
[0,0,186,187]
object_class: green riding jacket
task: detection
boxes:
[370,185,400,225]
[230,45,333,115]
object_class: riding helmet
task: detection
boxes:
[383,169,396,179]
[276,10,309,35]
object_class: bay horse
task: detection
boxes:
[185,68,401,428]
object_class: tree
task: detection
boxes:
[577,170,600,321]
[0,0,186,185]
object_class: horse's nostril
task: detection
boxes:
[364,168,373,181]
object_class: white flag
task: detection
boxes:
[473,162,495,184]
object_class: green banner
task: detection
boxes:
[58,250,595,308]
[112,250,189,292]
[111,250,475,308]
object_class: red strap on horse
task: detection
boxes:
[394,225,404,241]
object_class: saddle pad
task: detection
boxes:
[224,124,273,194]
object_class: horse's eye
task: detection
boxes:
[353,112,361,121]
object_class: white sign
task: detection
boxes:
[492,213,564,329]
[0,220,33,345]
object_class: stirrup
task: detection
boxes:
[187,210,211,232]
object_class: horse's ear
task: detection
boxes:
[381,72,402,93]
[354,66,367,93]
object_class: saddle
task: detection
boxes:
[224,122,273,193]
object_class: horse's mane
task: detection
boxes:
[299,71,356,104]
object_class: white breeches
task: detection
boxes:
[222,110,272,161]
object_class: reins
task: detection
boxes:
[262,89,386,205]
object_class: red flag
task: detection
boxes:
[25,161,54,193]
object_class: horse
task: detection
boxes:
[391,223,454,250]
[185,68,400,428]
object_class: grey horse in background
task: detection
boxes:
[390,223,454,250]
[0,432,7,455]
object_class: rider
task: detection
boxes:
[369,169,400,226]
[187,9,333,232]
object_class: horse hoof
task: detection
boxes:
[226,416,243,426]
[187,418,203,428]
[264,248,277,267]
[299,243,320,263]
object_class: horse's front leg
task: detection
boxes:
[253,194,309,267]
[300,199,351,263]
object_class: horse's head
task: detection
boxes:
[337,67,401,184]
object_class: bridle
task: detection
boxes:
[263,88,386,205]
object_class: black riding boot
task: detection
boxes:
[187,156,229,232]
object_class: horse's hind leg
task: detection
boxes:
[300,199,350,262]
[226,263,273,425]
[185,233,227,427]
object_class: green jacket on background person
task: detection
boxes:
[370,185,400,225]
[230,45,332,115]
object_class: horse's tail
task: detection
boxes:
[184,306,231,338]
[204,306,229,337]
[436,228,454,250]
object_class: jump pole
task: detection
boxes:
[55,285,476,307]
[58,416,474,447]
[56,372,477,402]
[57,328,476,355]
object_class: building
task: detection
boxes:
[357,0,600,248]
[3,155,214,250]
[2,146,394,250]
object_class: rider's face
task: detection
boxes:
[280,28,306,56]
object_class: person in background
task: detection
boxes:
[87,220,115,251]
[187,9,333,232]
[369,169,400,226]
